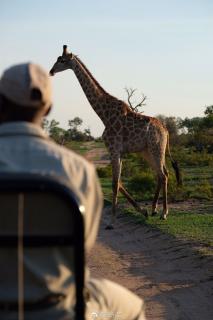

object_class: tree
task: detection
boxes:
[204,105,213,116]
[67,117,82,141]
[179,117,203,135]
[179,106,213,152]
[42,117,94,143]
[42,119,66,144]
[125,87,147,113]
[68,117,83,130]
[48,119,60,134]
[84,128,93,141]
[49,120,66,144]
[42,118,49,132]
[156,115,180,145]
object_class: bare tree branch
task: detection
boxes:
[125,87,136,109]
[134,93,147,110]
[125,87,147,113]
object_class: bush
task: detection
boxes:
[167,173,188,201]
[97,165,112,178]
[171,148,213,167]
[128,170,183,201]
[122,153,149,178]
[128,171,155,200]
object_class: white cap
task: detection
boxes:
[0,63,52,108]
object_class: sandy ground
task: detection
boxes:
[87,208,213,320]
[84,143,110,167]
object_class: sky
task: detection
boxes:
[0,0,213,137]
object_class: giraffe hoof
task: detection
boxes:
[160,214,167,220]
[105,224,114,230]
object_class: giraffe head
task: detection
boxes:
[49,45,74,76]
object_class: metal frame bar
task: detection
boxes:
[0,172,85,320]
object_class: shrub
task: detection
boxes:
[122,153,149,178]
[128,171,155,200]
[97,165,112,178]
[171,148,213,167]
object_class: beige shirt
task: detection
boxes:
[0,122,103,303]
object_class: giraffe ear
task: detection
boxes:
[68,53,73,59]
[63,45,68,55]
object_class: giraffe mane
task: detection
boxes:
[74,55,132,112]
[74,55,110,95]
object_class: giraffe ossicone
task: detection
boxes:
[49,45,181,229]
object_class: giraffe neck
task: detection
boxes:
[71,57,110,123]
[70,56,132,127]
[75,56,108,95]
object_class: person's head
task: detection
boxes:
[0,63,52,125]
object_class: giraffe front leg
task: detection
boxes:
[105,155,121,230]
[152,178,161,216]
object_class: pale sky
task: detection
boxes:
[0,0,212,136]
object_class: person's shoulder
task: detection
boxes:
[46,140,94,170]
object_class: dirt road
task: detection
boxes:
[87,208,213,320]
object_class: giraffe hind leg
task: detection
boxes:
[152,166,168,217]
[119,182,148,218]
[160,165,169,220]
[145,149,168,220]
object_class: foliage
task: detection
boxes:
[97,165,112,178]
[68,117,83,129]
[179,106,213,152]
[121,153,149,178]
[128,171,155,200]
[186,181,213,200]
[42,117,94,144]
[156,115,181,145]
[204,105,213,116]
[42,119,66,144]
[171,148,213,167]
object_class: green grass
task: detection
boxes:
[183,166,213,184]
[124,208,213,252]
[93,140,105,148]
[100,177,213,254]
[65,140,107,156]
[65,141,87,154]
[99,178,112,198]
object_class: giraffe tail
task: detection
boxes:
[167,134,182,186]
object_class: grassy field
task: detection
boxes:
[64,141,92,155]
[124,208,213,253]
[65,140,105,155]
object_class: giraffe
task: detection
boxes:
[49,45,181,229]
